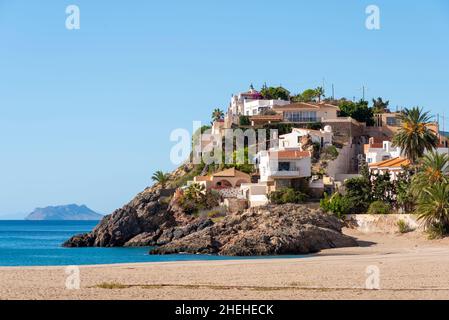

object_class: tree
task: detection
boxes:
[260,86,290,101]
[394,169,414,212]
[296,89,318,102]
[315,86,325,102]
[372,97,390,114]
[411,151,449,196]
[371,172,395,203]
[416,183,449,236]
[211,108,224,122]
[392,107,438,164]
[344,176,373,213]
[152,171,170,188]
[339,99,374,125]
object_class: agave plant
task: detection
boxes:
[151,170,170,188]
[392,107,438,164]
[416,183,449,234]
[184,183,206,202]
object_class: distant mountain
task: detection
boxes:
[25,204,103,221]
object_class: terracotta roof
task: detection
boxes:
[369,157,410,169]
[194,176,212,182]
[273,102,339,110]
[212,168,250,179]
[269,150,311,159]
[249,115,283,121]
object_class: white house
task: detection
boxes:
[230,86,264,115]
[279,126,333,150]
[364,138,401,164]
[243,99,290,116]
[364,137,449,165]
[239,182,269,207]
[258,149,312,191]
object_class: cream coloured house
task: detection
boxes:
[279,126,333,150]
[272,102,339,123]
[257,149,312,191]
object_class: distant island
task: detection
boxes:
[25,204,103,221]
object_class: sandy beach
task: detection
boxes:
[2,229,449,300]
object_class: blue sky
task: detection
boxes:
[0,0,448,218]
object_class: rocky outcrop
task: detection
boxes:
[150,204,358,256]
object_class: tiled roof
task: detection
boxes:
[270,150,311,159]
[249,115,283,121]
[273,102,339,110]
[369,157,410,169]
[212,168,250,179]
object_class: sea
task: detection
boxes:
[0,221,300,266]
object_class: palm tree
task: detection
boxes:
[392,107,438,164]
[416,183,449,234]
[211,108,224,122]
[315,87,325,102]
[411,151,449,196]
[372,97,389,114]
[151,170,169,188]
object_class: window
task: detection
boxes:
[278,162,291,171]
[386,117,398,126]
[284,111,317,122]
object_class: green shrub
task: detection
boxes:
[239,115,251,126]
[322,145,339,160]
[269,188,307,205]
[396,220,412,234]
[367,201,391,215]
[320,192,353,219]
[426,223,448,240]
[176,185,221,215]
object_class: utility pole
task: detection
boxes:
[332,84,335,100]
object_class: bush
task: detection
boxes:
[239,115,251,126]
[269,188,307,205]
[397,220,412,234]
[426,223,448,240]
[322,145,339,160]
[320,192,353,219]
[176,185,221,215]
[367,201,391,215]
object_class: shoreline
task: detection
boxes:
[3,229,449,299]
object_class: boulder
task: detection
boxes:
[150,204,358,256]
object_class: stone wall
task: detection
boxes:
[218,187,240,199]
[345,214,423,234]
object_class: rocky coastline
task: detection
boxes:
[64,183,358,255]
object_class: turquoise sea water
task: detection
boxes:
[0,221,301,266]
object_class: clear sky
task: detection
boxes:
[0,0,448,218]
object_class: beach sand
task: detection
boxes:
[2,229,449,300]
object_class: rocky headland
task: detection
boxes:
[64,164,357,255]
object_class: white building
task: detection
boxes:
[364,138,401,164]
[364,137,449,165]
[243,99,290,116]
[258,149,312,191]
[279,126,333,150]
[239,183,269,207]
[230,86,264,115]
